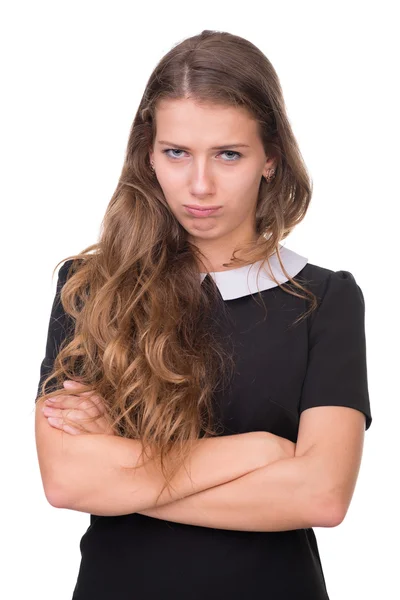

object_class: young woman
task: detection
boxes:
[35,29,372,600]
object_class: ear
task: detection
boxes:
[262,156,277,178]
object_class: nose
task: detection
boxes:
[188,159,215,196]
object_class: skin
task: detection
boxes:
[43,99,277,431]
[42,380,116,435]
[40,101,365,533]
[149,97,276,273]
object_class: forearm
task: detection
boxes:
[53,431,269,516]
[138,455,331,532]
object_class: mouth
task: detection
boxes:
[184,206,222,217]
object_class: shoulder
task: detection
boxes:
[295,262,365,337]
[296,262,363,303]
[57,258,85,285]
[58,259,74,278]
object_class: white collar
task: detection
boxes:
[199,244,308,300]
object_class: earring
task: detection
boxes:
[150,161,155,172]
[265,169,275,183]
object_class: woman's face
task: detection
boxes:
[149,98,275,266]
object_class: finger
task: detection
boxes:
[61,384,107,414]
[45,394,105,416]
[63,380,96,397]
[43,406,91,421]
[46,410,116,436]
[47,417,82,435]
[44,407,95,424]
[64,379,90,389]
[42,406,64,418]
[79,394,107,413]
[47,413,107,435]
[62,407,116,435]
[48,411,99,434]
[45,395,89,410]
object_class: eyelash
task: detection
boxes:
[162,148,242,162]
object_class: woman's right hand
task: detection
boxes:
[41,379,117,436]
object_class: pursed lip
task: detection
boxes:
[184,205,222,210]
[184,206,222,217]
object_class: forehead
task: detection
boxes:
[154,98,260,143]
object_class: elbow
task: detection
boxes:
[308,494,347,527]
[45,484,79,510]
[41,467,76,509]
[312,492,347,528]
[38,464,69,508]
[320,503,346,528]
[43,482,68,509]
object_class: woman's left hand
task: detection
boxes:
[42,379,116,436]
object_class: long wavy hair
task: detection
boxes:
[36,29,318,503]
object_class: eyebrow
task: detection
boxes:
[157,140,250,151]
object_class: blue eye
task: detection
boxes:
[163,149,185,159]
[220,150,242,161]
[162,149,242,162]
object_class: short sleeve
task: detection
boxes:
[34,260,76,403]
[299,270,372,430]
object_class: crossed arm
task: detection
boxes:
[137,453,330,531]
[37,401,288,521]
[137,405,366,532]
[36,399,365,532]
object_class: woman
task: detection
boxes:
[35,30,372,600]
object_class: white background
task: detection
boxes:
[1,1,398,598]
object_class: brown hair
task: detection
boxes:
[36,30,317,503]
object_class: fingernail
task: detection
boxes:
[46,397,57,402]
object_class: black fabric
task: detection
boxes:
[35,260,76,402]
[299,269,371,426]
[36,260,372,600]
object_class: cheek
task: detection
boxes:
[157,166,183,188]
[161,192,184,224]
[156,173,183,204]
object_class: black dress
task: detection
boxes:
[35,244,372,600]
